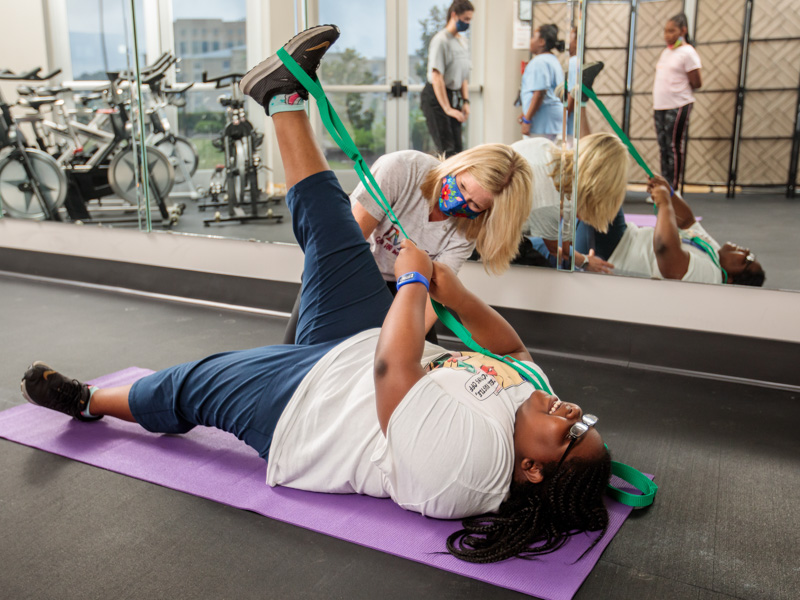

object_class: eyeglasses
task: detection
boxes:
[555,414,599,471]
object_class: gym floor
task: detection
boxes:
[96,181,800,292]
[1,273,797,599]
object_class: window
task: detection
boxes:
[65,0,146,80]
[172,0,246,81]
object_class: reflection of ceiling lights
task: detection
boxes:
[118,44,127,54]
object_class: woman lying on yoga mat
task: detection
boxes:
[20,25,610,564]
[511,132,629,271]
[575,175,765,286]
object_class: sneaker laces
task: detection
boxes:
[54,379,85,405]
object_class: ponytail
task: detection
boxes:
[538,24,565,53]
[669,12,691,44]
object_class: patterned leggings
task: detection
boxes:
[654,103,693,190]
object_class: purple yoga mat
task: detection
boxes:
[625,213,702,228]
[0,368,652,600]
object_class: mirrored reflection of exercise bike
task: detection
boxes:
[200,71,282,227]
[0,67,66,220]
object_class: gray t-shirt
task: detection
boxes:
[427,29,471,90]
[350,150,475,281]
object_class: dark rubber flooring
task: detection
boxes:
[1,273,798,600]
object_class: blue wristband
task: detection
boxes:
[396,271,430,291]
[521,116,531,124]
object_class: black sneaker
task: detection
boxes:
[580,61,604,102]
[20,361,101,421]
[240,24,340,113]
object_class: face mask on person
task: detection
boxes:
[438,175,481,219]
[456,19,470,33]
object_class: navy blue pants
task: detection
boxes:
[128,171,394,457]
[575,208,628,261]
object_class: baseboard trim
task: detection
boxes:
[2,248,797,389]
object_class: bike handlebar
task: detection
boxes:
[0,67,62,81]
[202,71,246,88]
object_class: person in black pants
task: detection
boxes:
[421,0,474,157]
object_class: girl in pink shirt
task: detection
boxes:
[652,13,702,190]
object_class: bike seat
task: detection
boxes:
[164,82,194,94]
[39,86,72,96]
[19,97,59,110]
[76,93,104,105]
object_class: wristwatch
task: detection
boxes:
[396,271,430,291]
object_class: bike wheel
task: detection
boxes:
[154,135,199,183]
[0,148,67,220]
[224,139,246,214]
[108,145,175,204]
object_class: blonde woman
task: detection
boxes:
[283,144,533,343]
[511,132,628,271]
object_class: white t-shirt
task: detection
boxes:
[350,150,475,281]
[511,137,573,239]
[266,329,549,519]
[653,44,702,110]
[608,221,722,283]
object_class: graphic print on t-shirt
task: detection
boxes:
[425,352,528,401]
[374,224,403,257]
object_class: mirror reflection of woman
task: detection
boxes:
[653,13,702,190]
[421,0,474,158]
[512,132,629,272]
[519,24,565,140]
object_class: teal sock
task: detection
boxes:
[81,386,99,418]
[268,92,306,116]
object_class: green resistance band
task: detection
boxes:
[583,86,653,179]
[277,49,655,508]
[686,235,728,283]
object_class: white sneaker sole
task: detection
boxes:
[20,360,48,406]
[239,25,339,97]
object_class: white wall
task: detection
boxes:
[2,219,798,344]
[482,0,529,145]
[0,0,50,107]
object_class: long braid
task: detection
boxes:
[447,451,612,563]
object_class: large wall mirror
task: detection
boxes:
[570,0,800,292]
[10,0,796,298]
[0,0,154,231]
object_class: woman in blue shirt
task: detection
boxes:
[519,24,565,139]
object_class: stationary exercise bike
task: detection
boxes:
[200,71,282,226]
[65,71,177,224]
[0,67,66,220]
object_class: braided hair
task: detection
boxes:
[447,452,612,563]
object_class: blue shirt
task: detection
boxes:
[520,53,564,136]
